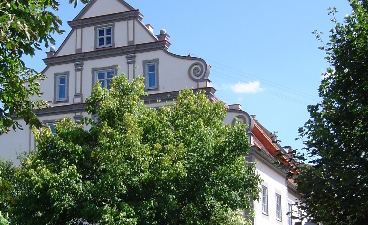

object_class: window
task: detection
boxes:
[54,72,69,103]
[288,203,292,225]
[95,25,114,48]
[92,66,117,90]
[276,194,282,221]
[262,185,268,215]
[44,121,56,135]
[143,59,159,90]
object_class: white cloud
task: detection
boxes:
[230,81,263,94]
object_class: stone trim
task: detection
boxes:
[43,41,170,66]
[54,72,70,104]
[142,58,159,91]
[142,87,216,104]
[72,0,135,21]
[126,54,136,64]
[94,24,115,50]
[91,65,118,90]
[228,109,254,134]
[74,60,83,71]
[34,87,216,116]
[249,146,288,178]
[68,10,142,29]
[164,50,210,81]
[35,103,87,117]
[73,115,83,124]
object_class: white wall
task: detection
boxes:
[81,0,131,19]
[254,158,288,225]
[134,20,156,44]
[0,120,32,165]
[56,30,76,56]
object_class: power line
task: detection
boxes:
[213,72,312,106]
[190,53,320,102]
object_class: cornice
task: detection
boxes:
[43,41,170,66]
[143,87,216,104]
[72,0,136,21]
[68,10,143,29]
[34,87,217,117]
[249,146,288,178]
[35,103,87,117]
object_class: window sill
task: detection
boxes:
[95,45,114,50]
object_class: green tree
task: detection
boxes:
[0,158,16,225]
[9,76,261,225]
[296,1,368,224]
[0,0,87,133]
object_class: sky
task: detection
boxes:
[23,0,353,153]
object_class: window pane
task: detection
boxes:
[49,124,56,135]
[99,80,104,87]
[99,38,105,46]
[149,73,155,87]
[59,77,66,85]
[106,28,112,35]
[148,64,155,73]
[107,79,112,89]
[98,72,105,80]
[59,85,66,99]
[98,29,104,37]
[107,71,114,79]
[106,37,112,45]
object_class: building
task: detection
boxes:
[0,0,309,224]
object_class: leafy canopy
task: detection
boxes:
[10,76,261,225]
[0,0,87,133]
[297,1,368,224]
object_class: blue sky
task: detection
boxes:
[23,0,352,152]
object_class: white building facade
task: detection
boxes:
[0,1,310,224]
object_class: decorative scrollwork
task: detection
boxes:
[188,62,207,81]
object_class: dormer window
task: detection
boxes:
[95,25,114,49]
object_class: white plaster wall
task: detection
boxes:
[56,30,76,56]
[224,111,244,125]
[81,0,131,19]
[134,20,156,44]
[0,120,31,165]
[135,51,202,93]
[82,26,95,52]
[254,158,288,225]
[37,63,75,106]
[115,21,128,47]
[0,112,89,165]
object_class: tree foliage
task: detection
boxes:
[9,76,261,225]
[0,0,87,133]
[297,1,368,224]
[0,158,16,225]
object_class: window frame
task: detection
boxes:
[94,24,115,49]
[288,203,292,225]
[142,59,159,90]
[261,185,268,215]
[43,120,57,136]
[92,66,118,90]
[276,193,282,221]
[54,72,69,103]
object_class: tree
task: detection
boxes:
[296,1,368,224]
[0,158,16,225]
[9,76,261,225]
[0,0,87,133]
